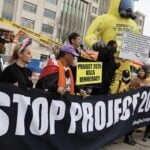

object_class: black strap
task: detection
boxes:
[117,80,122,93]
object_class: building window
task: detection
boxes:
[92,6,97,14]
[42,24,54,34]
[40,54,48,61]
[4,0,15,4]
[22,18,35,29]
[23,1,37,13]
[2,0,15,21]
[93,0,99,3]
[44,9,56,19]
[47,0,57,5]
[103,0,108,7]
[2,11,13,21]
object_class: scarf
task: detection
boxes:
[57,60,74,95]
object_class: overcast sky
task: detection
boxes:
[134,0,150,36]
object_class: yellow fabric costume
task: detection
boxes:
[85,0,139,93]
[111,80,130,94]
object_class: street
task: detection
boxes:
[102,131,150,150]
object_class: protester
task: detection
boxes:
[68,32,81,82]
[124,66,150,145]
[109,69,132,145]
[0,35,7,77]
[68,32,93,61]
[111,70,131,94]
[0,38,33,88]
[89,40,118,95]
[68,33,91,98]
[36,44,79,96]
[129,66,150,90]
[111,70,134,146]
[129,67,150,142]
[68,32,81,49]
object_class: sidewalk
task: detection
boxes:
[102,132,150,150]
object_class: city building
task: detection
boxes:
[85,0,101,31]
[85,0,110,36]
[0,0,61,39]
[0,0,61,58]
[58,0,92,43]
[0,0,145,58]
[0,0,97,56]
[98,0,110,15]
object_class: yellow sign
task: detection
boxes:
[0,17,62,47]
[76,62,102,85]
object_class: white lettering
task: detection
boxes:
[82,103,94,133]
[95,101,106,130]
[30,97,48,135]
[50,100,66,135]
[0,92,10,136]
[120,96,132,121]
[68,103,82,134]
[114,99,122,124]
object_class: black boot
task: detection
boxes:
[143,126,150,141]
[143,136,147,142]
[124,135,135,146]
[131,137,137,144]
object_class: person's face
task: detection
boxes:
[19,48,32,64]
[111,43,117,54]
[138,69,145,78]
[72,36,81,49]
[113,43,117,49]
[64,53,75,66]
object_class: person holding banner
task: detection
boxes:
[129,67,150,90]
[111,70,131,94]
[129,66,150,142]
[36,44,79,96]
[124,67,150,145]
[130,67,150,89]
[0,38,33,88]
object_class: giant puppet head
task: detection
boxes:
[108,0,136,20]
[119,0,136,19]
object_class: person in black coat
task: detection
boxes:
[92,40,119,95]
[0,38,33,89]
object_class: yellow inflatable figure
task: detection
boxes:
[85,0,139,93]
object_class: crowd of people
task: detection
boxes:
[0,32,150,146]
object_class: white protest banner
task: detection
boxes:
[119,32,150,61]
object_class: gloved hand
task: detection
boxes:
[92,41,105,51]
